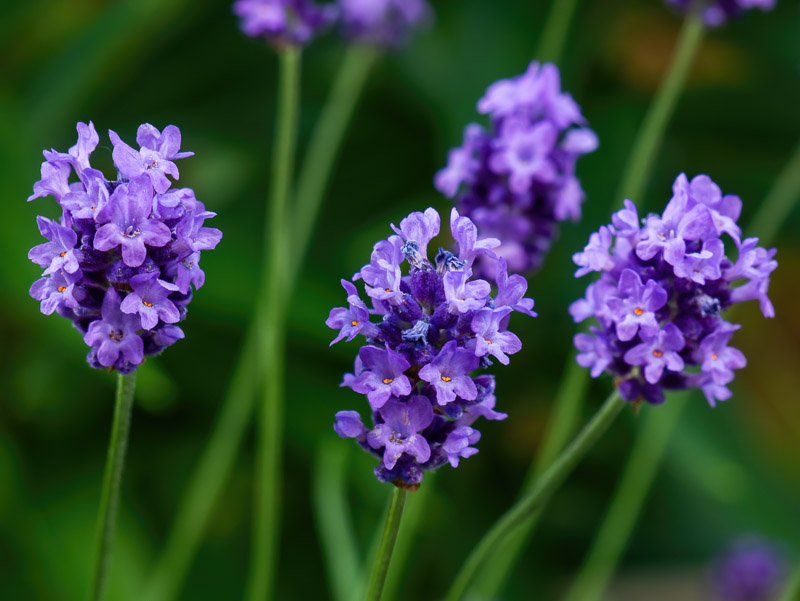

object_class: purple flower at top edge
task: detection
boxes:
[351,346,412,409]
[109,128,184,194]
[338,0,431,47]
[84,287,145,369]
[367,396,433,470]
[569,173,776,407]
[329,207,532,485]
[233,0,336,46]
[664,0,775,27]
[436,61,597,277]
[418,340,479,405]
[94,175,172,267]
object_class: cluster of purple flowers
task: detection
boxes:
[665,0,775,27]
[435,61,598,277]
[328,207,535,487]
[713,538,786,601]
[232,0,430,47]
[570,173,776,406]
[27,122,222,374]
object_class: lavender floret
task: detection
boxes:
[329,207,533,487]
[665,0,775,27]
[570,173,776,407]
[27,122,221,372]
[436,61,598,276]
[713,538,786,601]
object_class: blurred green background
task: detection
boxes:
[1,0,799,599]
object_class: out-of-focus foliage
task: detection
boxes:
[0,0,798,599]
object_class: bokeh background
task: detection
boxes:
[1,0,799,599]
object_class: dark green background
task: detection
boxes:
[1,0,798,599]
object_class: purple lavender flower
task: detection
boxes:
[665,0,775,27]
[436,61,598,276]
[329,207,532,486]
[26,123,221,372]
[233,0,336,46]
[713,538,786,601]
[338,0,431,46]
[570,173,776,407]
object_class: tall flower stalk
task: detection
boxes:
[246,45,302,601]
[90,372,136,601]
[364,488,408,601]
[442,390,625,601]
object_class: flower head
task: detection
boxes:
[233,0,336,46]
[338,0,431,46]
[664,0,775,27]
[27,122,221,373]
[329,207,533,486]
[436,61,598,276]
[570,173,776,407]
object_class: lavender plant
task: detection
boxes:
[329,207,535,487]
[571,173,776,406]
[27,121,221,373]
[436,60,598,276]
[26,121,220,601]
[665,0,775,26]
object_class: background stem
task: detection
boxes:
[535,0,582,64]
[443,391,625,601]
[246,46,302,601]
[364,487,408,601]
[613,11,704,205]
[90,371,137,601]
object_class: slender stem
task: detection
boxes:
[562,394,687,601]
[535,0,582,64]
[141,333,257,601]
[780,564,800,601]
[613,11,704,207]
[291,45,380,281]
[469,359,589,597]
[246,46,302,601]
[90,371,137,601]
[443,391,625,601]
[312,437,361,601]
[143,44,379,601]
[748,140,800,246]
[364,487,408,601]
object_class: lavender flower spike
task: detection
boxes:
[339,0,432,47]
[570,173,776,407]
[436,61,598,276]
[329,207,533,486]
[233,0,336,46]
[27,123,221,372]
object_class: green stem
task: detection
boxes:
[780,564,800,601]
[443,391,625,601]
[246,46,302,601]
[312,437,361,601]
[613,11,704,206]
[90,371,137,601]
[141,333,257,601]
[535,0,582,64]
[364,487,408,601]
[469,360,589,597]
[562,394,687,601]
[748,140,800,246]
[291,45,380,281]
